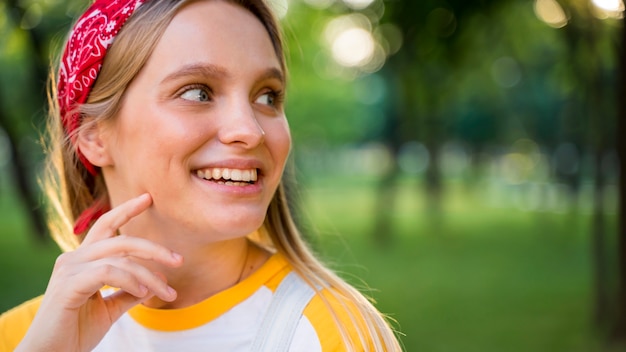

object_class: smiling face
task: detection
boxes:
[95,0,291,242]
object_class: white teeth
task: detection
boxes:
[231,169,242,180]
[196,167,258,183]
[242,170,251,182]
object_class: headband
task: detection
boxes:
[58,0,146,176]
[57,0,147,234]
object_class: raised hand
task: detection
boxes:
[16,193,183,352]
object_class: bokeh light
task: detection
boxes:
[303,0,335,9]
[324,14,372,47]
[592,0,624,11]
[533,0,568,28]
[591,0,624,18]
[591,0,624,20]
[398,142,430,175]
[342,0,375,10]
[500,139,543,185]
[331,27,375,67]
[441,142,469,178]
[324,14,383,70]
[376,23,404,56]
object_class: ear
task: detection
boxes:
[76,118,114,168]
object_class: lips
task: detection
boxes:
[195,167,258,185]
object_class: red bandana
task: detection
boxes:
[57,0,146,176]
[57,0,147,234]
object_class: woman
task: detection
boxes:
[0,0,401,350]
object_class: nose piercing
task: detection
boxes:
[258,126,266,144]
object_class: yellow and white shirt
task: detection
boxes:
[0,254,365,351]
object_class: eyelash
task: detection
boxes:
[177,84,212,102]
[261,89,285,108]
[175,84,285,108]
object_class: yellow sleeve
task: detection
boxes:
[0,296,42,351]
[303,289,372,352]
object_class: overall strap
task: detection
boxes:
[250,271,316,351]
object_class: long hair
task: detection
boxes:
[43,0,401,350]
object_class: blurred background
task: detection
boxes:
[1,0,626,350]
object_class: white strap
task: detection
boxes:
[250,272,316,352]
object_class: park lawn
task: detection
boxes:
[301,176,621,352]
[0,176,623,351]
[0,191,61,313]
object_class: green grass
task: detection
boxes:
[0,189,61,313]
[0,176,623,351]
[299,176,623,352]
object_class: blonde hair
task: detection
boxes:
[44,0,401,350]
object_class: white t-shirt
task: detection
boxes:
[0,253,368,351]
[94,254,357,351]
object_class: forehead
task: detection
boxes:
[142,0,282,81]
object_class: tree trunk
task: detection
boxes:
[591,148,610,329]
[0,111,48,241]
[371,110,402,246]
[1,1,51,241]
[612,15,626,345]
[372,152,399,247]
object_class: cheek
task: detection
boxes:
[266,119,291,164]
[115,107,201,155]
[107,119,179,177]
[112,125,158,161]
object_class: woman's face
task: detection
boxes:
[99,0,291,241]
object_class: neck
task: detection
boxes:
[140,237,269,309]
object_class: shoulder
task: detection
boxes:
[267,258,375,351]
[0,296,43,351]
[302,287,371,352]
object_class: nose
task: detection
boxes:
[217,97,265,148]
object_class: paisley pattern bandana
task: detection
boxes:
[57,0,147,234]
[57,0,146,176]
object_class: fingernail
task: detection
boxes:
[167,286,177,299]
[139,285,148,296]
[172,252,183,262]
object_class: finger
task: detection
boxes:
[105,290,155,323]
[90,257,177,302]
[68,258,176,304]
[47,255,177,310]
[80,235,184,268]
[83,193,152,245]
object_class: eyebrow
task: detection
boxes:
[161,63,284,85]
[257,67,285,84]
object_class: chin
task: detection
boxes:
[193,213,267,239]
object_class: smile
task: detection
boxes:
[195,167,258,186]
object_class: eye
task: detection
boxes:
[256,92,275,106]
[180,87,211,102]
[255,90,284,107]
